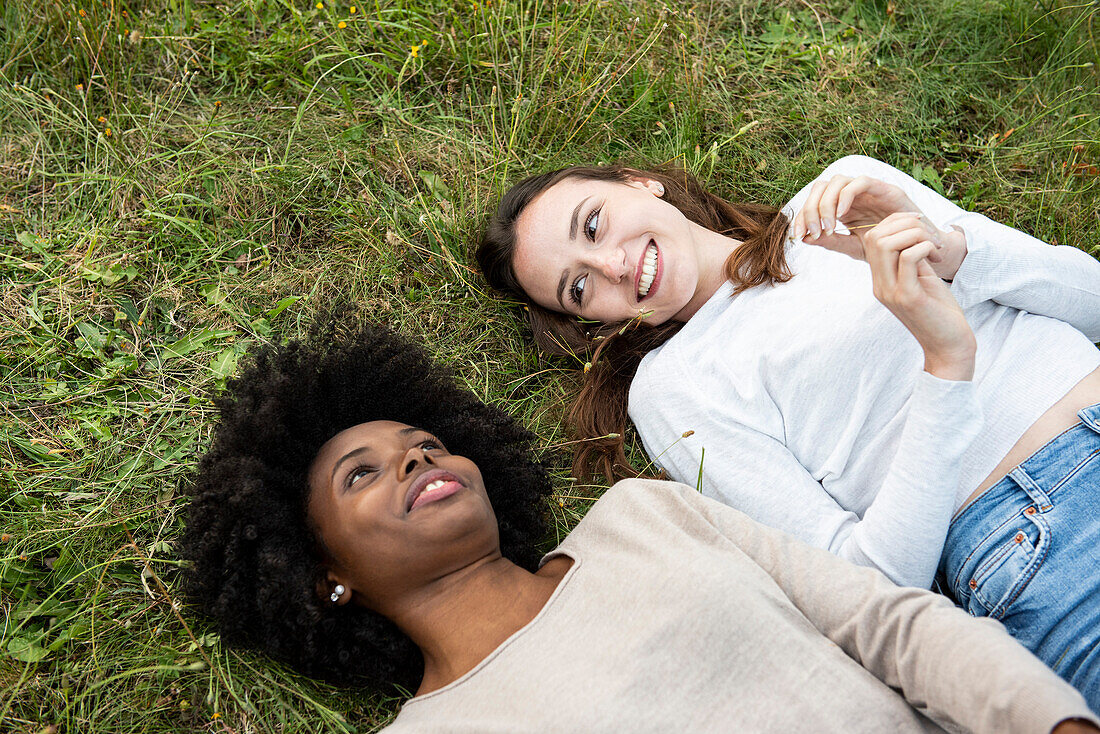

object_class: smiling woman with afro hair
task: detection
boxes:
[178,318,552,692]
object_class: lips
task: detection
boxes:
[404,469,465,512]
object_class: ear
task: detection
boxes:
[628,177,665,197]
[316,568,353,607]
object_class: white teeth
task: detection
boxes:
[638,243,658,298]
[424,480,445,493]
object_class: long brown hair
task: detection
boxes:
[478,164,791,482]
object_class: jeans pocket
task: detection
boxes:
[963,511,1049,619]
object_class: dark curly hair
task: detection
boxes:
[178,318,553,691]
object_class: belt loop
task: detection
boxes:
[1078,402,1100,434]
[1007,466,1053,512]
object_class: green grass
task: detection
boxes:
[1,0,1098,730]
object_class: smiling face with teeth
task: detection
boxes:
[307,420,499,615]
[511,176,739,326]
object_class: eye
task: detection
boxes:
[569,274,587,306]
[584,208,600,241]
[419,439,442,451]
[347,465,375,487]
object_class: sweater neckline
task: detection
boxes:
[398,550,581,707]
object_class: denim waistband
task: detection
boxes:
[952,401,1100,529]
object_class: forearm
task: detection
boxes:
[831,372,982,587]
[696,492,1100,733]
[948,212,1100,339]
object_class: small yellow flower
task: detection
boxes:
[97,115,106,123]
[409,45,419,57]
[104,128,112,137]
[214,100,222,108]
[338,20,346,27]
[421,38,428,45]
[75,83,84,91]
[350,5,356,12]
[315,1,323,7]
[79,8,86,16]
[211,713,221,720]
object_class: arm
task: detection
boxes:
[947,212,1100,340]
[668,481,1100,734]
[630,369,982,589]
[794,155,1100,337]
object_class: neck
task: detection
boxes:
[674,224,741,322]
[389,554,573,696]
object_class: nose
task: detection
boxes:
[397,446,434,480]
[593,247,628,283]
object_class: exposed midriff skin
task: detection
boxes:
[957,365,1100,516]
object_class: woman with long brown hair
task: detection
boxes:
[477,155,1100,701]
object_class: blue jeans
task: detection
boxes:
[938,403,1100,711]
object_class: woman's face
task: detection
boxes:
[307,420,498,611]
[511,176,707,325]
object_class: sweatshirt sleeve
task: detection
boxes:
[807,155,1100,338]
[947,212,1100,340]
[631,365,982,590]
[660,481,1100,734]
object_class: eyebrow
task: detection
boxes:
[329,426,426,487]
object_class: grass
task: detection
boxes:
[1,0,1098,730]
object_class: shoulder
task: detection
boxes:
[787,156,906,205]
[629,336,695,409]
[595,478,706,518]
[817,154,906,180]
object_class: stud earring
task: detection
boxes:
[655,183,665,196]
[330,584,345,603]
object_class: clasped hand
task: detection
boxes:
[793,174,975,381]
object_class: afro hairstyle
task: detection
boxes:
[178,318,553,691]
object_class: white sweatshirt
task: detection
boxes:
[628,155,1100,588]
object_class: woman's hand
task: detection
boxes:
[793,175,968,280]
[864,213,976,381]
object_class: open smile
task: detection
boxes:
[404,469,465,512]
[635,240,662,302]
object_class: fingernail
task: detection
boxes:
[823,218,834,235]
[809,221,820,239]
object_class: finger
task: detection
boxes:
[869,225,934,254]
[916,258,938,278]
[799,179,831,240]
[817,175,851,236]
[897,240,938,295]
[916,256,954,299]
[835,176,873,220]
[792,201,807,243]
[864,213,925,242]
[865,226,929,295]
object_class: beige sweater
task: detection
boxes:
[382,480,1097,733]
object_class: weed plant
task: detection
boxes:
[1,0,1098,731]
